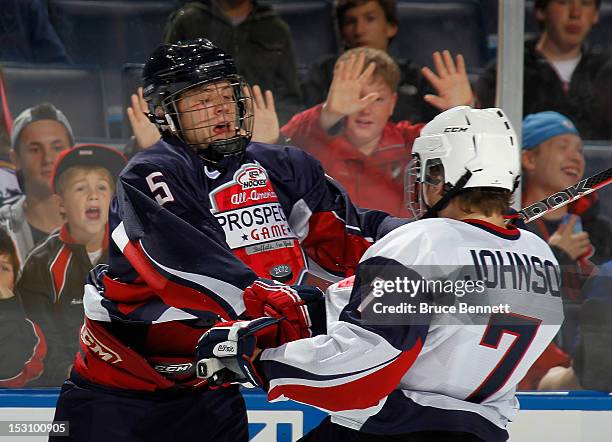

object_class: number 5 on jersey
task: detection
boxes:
[146,172,175,206]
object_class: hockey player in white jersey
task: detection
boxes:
[196,106,564,441]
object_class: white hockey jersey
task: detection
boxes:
[258,218,563,441]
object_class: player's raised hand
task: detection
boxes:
[249,85,280,144]
[422,50,475,111]
[320,52,379,131]
[127,87,161,149]
[548,215,592,260]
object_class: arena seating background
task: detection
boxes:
[3,0,610,141]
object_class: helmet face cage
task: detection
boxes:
[405,154,424,220]
[405,154,445,219]
[161,75,254,159]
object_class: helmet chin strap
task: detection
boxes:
[421,170,473,219]
[196,137,249,164]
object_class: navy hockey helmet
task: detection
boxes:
[142,39,254,162]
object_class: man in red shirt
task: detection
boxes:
[280,47,473,216]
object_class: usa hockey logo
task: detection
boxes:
[236,165,268,190]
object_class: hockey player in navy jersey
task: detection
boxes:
[50,39,401,442]
[197,106,565,441]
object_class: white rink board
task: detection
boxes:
[509,410,612,442]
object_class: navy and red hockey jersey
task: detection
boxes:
[76,140,396,391]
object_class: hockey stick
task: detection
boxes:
[518,167,612,224]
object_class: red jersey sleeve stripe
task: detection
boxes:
[267,338,423,412]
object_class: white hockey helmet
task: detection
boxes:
[405,106,520,218]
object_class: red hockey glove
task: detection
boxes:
[243,279,325,343]
[195,317,280,388]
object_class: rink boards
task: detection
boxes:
[1,389,612,441]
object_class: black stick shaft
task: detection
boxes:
[519,167,612,224]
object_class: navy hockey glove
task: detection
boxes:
[195,317,281,388]
[243,280,325,342]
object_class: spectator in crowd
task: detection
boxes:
[163,0,302,124]
[0,103,73,264]
[301,0,454,124]
[0,227,46,387]
[270,47,472,216]
[17,144,126,386]
[0,68,21,207]
[522,111,612,274]
[476,0,610,139]
[0,0,70,64]
[519,111,612,389]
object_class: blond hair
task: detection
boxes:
[55,165,115,196]
[337,47,400,92]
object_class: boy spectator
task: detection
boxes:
[0,103,73,263]
[517,111,612,389]
[522,111,612,271]
[476,0,610,139]
[17,144,126,386]
[0,227,46,387]
[278,47,471,216]
[521,111,612,372]
[301,0,467,123]
[163,0,302,124]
